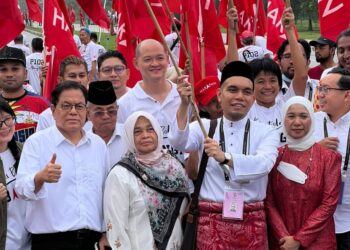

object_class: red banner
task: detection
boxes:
[0,0,25,48]
[318,0,350,41]
[165,0,181,13]
[25,0,42,23]
[43,0,81,100]
[179,0,226,84]
[76,0,110,30]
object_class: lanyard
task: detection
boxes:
[219,118,250,180]
[323,117,350,173]
[308,85,313,102]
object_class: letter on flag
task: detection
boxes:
[318,0,350,41]
[43,0,81,100]
[76,0,110,29]
[0,0,25,48]
[25,0,43,23]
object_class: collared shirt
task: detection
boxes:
[169,116,279,203]
[15,126,109,234]
[117,81,183,160]
[277,77,318,103]
[79,41,98,71]
[314,111,350,233]
[88,123,125,169]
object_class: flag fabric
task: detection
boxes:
[165,0,181,13]
[76,0,110,30]
[0,0,25,48]
[218,0,266,36]
[318,0,350,41]
[57,0,73,33]
[79,8,85,27]
[112,0,119,11]
[69,5,76,23]
[25,0,42,23]
[43,0,81,100]
[179,0,226,84]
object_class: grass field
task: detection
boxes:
[26,18,320,50]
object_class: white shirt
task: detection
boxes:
[104,166,186,250]
[117,81,183,160]
[238,45,267,63]
[88,123,126,169]
[9,44,31,56]
[1,149,30,250]
[15,126,109,233]
[73,34,81,49]
[26,52,44,94]
[314,111,350,233]
[169,116,279,202]
[165,32,180,66]
[79,41,98,71]
[277,77,318,103]
[36,107,92,132]
[248,99,286,145]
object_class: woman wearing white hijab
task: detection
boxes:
[265,96,341,250]
[103,111,190,250]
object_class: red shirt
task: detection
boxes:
[308,65,323,80]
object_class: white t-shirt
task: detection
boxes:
[9,44,31,57]
[1,149,31,250]
[165,32,180,66]
[79,41,98,71]
[26,52,44,94]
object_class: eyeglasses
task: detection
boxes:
[58,103,87,112]
[0,116,15,128]
[91,109,118,118]
[316,86,348,94]
[100,66,126,75]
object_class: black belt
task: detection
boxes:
[32,229,101,241]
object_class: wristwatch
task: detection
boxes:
[220,152,232,165]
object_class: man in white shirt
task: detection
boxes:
[26,37,44,94]
[117,39,182,159]
[170,61,279,249]
[238,30,269,63]
[36,55,89,131]
[16,81,110,250]
[87,80,125,168]
[90,32,106,59]
[165,19,181,66]
[9,34,31,57]
[313,67,350,250]
[79,28,98,82]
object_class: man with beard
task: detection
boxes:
[309,36,336,80]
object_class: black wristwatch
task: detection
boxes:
[220,152,232,165]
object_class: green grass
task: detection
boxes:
[295,19,320,40]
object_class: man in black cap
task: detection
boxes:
[0,46,48,142]
[87,80,125,168]
[170,61,279,249]
[309,36,337,80]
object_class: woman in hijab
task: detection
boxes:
[0,99,30,250]
[104,111,190,250]
[265,96,341,250]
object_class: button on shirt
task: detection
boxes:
[169,116,279,202]
[15,126,109,234]
[314,111,350,233]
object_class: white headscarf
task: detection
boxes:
[123,111,164,165]
[282,96,316,151]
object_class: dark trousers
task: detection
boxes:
[32,229,101,250]
[337,231,350,250]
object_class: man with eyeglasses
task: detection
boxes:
[0,46,49,143]
[87,81,125,168]
[308,36,337,80]
[16,81,110,250]
[97,50,130,99]
[313,67,350,250]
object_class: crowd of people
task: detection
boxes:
[0,5,350,250]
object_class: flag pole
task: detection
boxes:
[143,0,208,137]
[285,0,291,7]
[160,0,189,58]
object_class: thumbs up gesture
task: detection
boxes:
[41,153,62,183]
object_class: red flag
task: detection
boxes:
[43,0,81,100]
[165,0,181,13]
[112,0,119,11]
[69,5,76,23]
[318,0,350,41]
[57,0,73,33]
[76,0,110,29]
[115,0,141,87]
[179,0,226,84]
[79,8,85,27]
[25,0,42,23]
[0,0,25,49]
[218,0,266,36]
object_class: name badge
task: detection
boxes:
[223,187,244,220]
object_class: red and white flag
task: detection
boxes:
[318,0,350,41]
[25,0,42,23]
[0,0,25,48]
[79,8,85,27]
[43,0,81,100]
[76,0,110,30]
[179,0,226,84]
